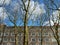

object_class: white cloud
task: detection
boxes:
[0,0,11,5]
[52,11,59,23]
[25,0,46,21]
[50,10,60,24]
[43,20,54,26]
[0,7,7,20]
[43,7,60,26]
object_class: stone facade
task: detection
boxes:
[0,24,60,45]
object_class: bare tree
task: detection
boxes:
[44,0,60,45]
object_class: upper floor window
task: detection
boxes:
[38,38,41,42]
[3,37,8,42]
[0,32,2,36]
[0,38,1,41]
[43,33,49,36]
[11,33,15,36]
[18,37,21,41]
[18,33,22,36]
[10,38,15,42]
[31,38,36,42]
[38,33,41,36]
[45,38,49,42]
[4,33,9,36]
[31,33,35,36]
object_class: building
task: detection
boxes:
[0,24,60,45]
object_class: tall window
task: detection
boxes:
[0,32,2,36]
[38,33,41,36]
[0,38,1,41]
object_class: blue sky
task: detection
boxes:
[0,0,60,26]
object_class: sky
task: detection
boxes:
[0,0,60,26]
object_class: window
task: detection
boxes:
[38,33,41,36]
[18,33,22,36]
[31,38,36,42]
[11,33,15,36]
[38,38,41,42]
[0,38,1,41]
[18,37,21,41]
[31,33,35,36]
[3,37,8,42]
[44,33,48,36]
[4,33,9,36]
[0,32,2,36]
[44,38,49,42]
[10,38,15,42]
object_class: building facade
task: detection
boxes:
[0,24,60,45]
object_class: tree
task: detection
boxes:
[44,0,60,45]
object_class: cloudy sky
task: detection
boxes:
[0,0,60,26]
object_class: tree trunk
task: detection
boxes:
[41,26,43,45]
[14,26,18,45]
